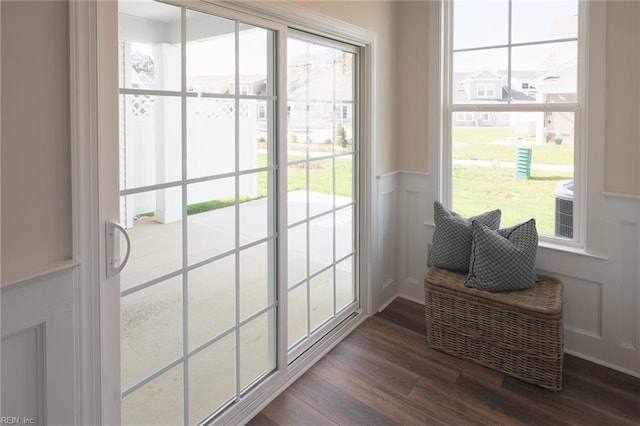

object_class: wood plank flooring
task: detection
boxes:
[248,297,640,425]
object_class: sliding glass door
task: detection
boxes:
[118,2,277,423]
[115,1,359,423]
[286,33,359,360]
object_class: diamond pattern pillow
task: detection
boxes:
[465,218,538,292]
[427,202,501,273]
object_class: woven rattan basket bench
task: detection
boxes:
[424,266,564,391]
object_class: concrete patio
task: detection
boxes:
[119,190,355,424]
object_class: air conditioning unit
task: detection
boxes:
[554,180,573,239]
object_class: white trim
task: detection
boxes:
[217,0,376,47]
[96,0,121,423]
[0,0,3,416]
[583,0,607,256]
[376,170,430,180]
[602,191,640,201]
[397,294,425,307]
[71,6,102,414]
[377,294,398,313]
[564,349,640,380]
[0,260,80,290]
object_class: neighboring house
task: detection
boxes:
[535,59,578,144]
[452,69,538,127]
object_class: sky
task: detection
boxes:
[453,0,579,72]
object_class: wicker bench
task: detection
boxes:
[424,266,564,390]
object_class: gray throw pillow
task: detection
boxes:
[465,218,538,292]
[427,202,501,273]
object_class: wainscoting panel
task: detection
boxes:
[1,325,45,424]
[1,266,78,425]
[559,274,603,339]
[397,172,431,304]
[393,171,640,377]
[374,173,398,311]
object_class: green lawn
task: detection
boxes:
[451,126,575,236]
[257,153,353,199]
[453,166,572,236]
[454,142,573,165]
[453,126,573,165]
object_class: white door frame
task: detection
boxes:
[71,0,121,424]
[72,1,377,424]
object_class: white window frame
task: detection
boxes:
[440,0,590,247]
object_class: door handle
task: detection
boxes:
[106,221,131,278]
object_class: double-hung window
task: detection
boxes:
[444,0,584,242]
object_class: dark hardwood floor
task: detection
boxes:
[248,297,640,425]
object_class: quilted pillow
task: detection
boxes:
[427,202,501,273]
[465,219,538,292]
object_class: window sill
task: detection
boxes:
[538,240,608,260]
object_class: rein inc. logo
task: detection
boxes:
[1,418,35,425]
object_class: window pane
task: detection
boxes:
[453,0,508,50]
[121,276,183,390]
[451,111,574,236]
[512,41,577,104]
[119,188,183,290]
[335,117,354,153]
[309,268,334,331]
[187,178,236,265]
[336,154,354,205]
[187,98,235,179]
[186,10,235,95]
[239,26,275,96]
[309,214,334,275]
[512,0,579,44]
[188,256,235,351]
[288,223,307,288]
[120,95,182,189]
[335,206,354,260]
[239,171,272,245]
[287,284,308,349]
[118,1,182,91]
[240,309,276,391]
[240,100,273,172]
[309,158,334,217]
[287,180,307,225]
[122,365,183,426]
[452,48,508,104]
[188,332,236,423]
[239,242,273,322]
[336,256,355,313]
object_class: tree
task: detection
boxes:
[336,123,348,148]
[132,51,155,76]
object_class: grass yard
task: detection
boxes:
[454,142,573,165]
[257,153,353,199]
[451,126,575,236]
[453,126,573,165]
[453,166,572,236]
